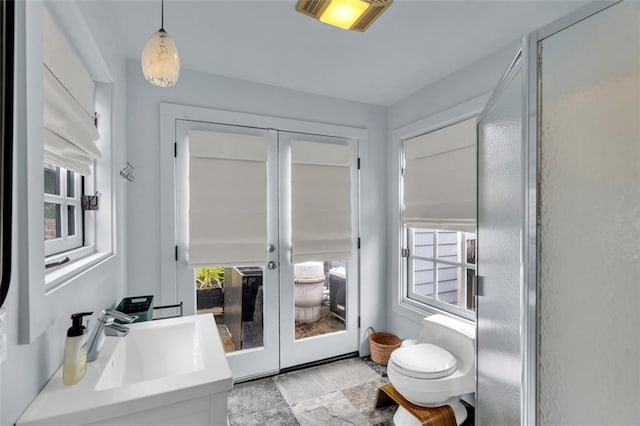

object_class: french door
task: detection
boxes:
[175,120,360,381]
[278,131,360,369]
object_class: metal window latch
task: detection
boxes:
[475,276,484,297]
[401,248,410,258]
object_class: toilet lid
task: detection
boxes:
[390,343,457,379]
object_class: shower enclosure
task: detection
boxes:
[477,2,640,424]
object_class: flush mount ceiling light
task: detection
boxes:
[295,0,393,32]
[141,0,180,87]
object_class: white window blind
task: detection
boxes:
[188,130,268,267]
[291,140,352,263]
[43,9,100,176]
[403,117,476,232]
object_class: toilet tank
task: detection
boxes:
[417,314,475,371]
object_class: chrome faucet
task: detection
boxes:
[87,308,136,362]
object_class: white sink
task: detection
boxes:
[96,319,209,391]
[18,314,233,425]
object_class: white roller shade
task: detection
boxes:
[403,117,476,232]
[43,9,100,175]
[188,130,268,267]
[292,140,352,263]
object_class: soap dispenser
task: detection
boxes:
[62,312,93,386]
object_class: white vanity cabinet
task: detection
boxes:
[18,315,232,426]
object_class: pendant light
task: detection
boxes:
[141,0,180,87]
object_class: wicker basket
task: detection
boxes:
[369,332,401,366]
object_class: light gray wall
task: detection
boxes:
[125,60,388,354]
[2,2,127,424]
[386,43,518,339]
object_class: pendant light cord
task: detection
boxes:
[161,0,164,30]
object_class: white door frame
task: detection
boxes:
[174,120,281,379]
[159,103,367,379]
[278,131,360,369]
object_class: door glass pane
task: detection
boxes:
[44,202,61,240]
[187,129,268,266]
[294,261,347,340]
[67,205,76,237]
[196,266,264,354]
[44,163,60,195]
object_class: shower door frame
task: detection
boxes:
[478,2,623,424]
[526,2,623,424]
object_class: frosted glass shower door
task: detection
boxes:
[477,3,640,424]
[537,3,640,424]
[476,53,525,425]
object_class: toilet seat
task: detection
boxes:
[390,343,457,379]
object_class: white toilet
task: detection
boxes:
[387,314,475,426]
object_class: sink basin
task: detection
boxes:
[18,314,233,425]
[96,319,208,391]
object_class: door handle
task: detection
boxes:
[267,261,277,270]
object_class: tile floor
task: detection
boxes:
[227,357,397,425]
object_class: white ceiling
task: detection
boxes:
[110,0,586,106]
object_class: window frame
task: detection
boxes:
[43,163,83,256]
[43,81,105,290]
[40,5,105,285]
[400,116,478,321]
[390,93,490,326]
[404,227,476,321]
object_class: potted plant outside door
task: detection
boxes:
[196,267,224,310]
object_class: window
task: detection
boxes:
[42,9,101,269]
[44,162,82,256]
[400,117,477,320]
[20,2,115,344]
[405,228,476,316]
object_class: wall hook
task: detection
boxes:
[120,162,135,182]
